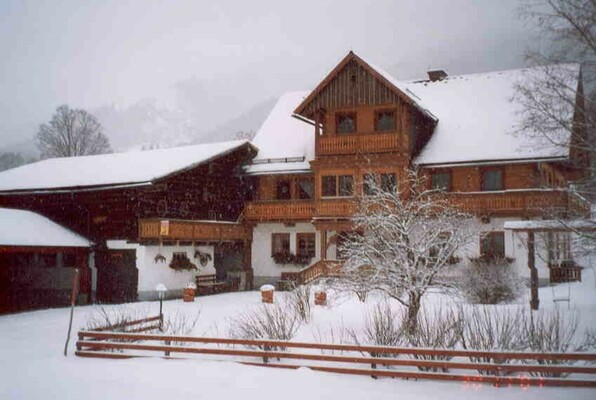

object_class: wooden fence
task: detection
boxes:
[76,331,596,388]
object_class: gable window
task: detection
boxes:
[375,110,396,132]
[336,112,356,134]
[322,175,354,197]
[271,233,290,256]
[297,233,316,258]
[481,169,503,191]
[480,232,505,259]
[276,180,291,200]
[431,172,451,191]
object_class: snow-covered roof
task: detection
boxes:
[0,140,254,192]
[0,207,91,247]
[504,219,596,232]
[409,64,579,166]
[245,92,314,175]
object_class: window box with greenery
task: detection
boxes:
[272,252,311,266]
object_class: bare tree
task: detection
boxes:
[517,0,595,191]
[516,0,596,258]
[338,171,478,333]
[37,105,112,158]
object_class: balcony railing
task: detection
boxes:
[243,200,315,221]
[138,219,252,241]
[240,190,589,223]
[317,133,401,156]
[444,189,590,217]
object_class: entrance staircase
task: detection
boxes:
[280,259,343,287]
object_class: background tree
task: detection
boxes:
[516,0,595,257]
[517,0,595,193]
[0,152,28,171]
[36,105,112,158]
[337,171,478,333]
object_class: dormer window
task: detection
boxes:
[375,110,396,132]
[336,112,356,134]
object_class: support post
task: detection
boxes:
[64,268,80,356]
[320,230,327,260]
[528,231,539,310]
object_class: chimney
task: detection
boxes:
[427,69,448,82]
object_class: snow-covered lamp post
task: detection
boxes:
[156,283,167,331]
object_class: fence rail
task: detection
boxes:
[76,330,596,388]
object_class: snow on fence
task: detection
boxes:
[76,330,596,388]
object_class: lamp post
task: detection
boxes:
[156,283,167,331]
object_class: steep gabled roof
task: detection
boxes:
[293,51,437,122]
[245,91,314,175]
[409,64,580,166]
[0,140,257,193]
[0,207,91,247]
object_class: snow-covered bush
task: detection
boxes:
[286,283,312,323]
[458,305,526,374]
[361,302,405,349]
[522,309,583,377]
[459,257,523,304]
[229,303,301,343]
[406,306,461,371]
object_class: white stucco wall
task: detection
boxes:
[107,240,215,298]
[251,222,319,282]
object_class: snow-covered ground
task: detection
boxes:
[1,270,595,400]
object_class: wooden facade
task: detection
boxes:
[0,145,255,243]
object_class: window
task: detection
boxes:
[547,232,572,266]
[322,176,337,197]
[481,169,503,191]
[431,172,451,191]
[297,179,314,199]
[336,112,356,134]
[271,233,290,256]
[339,175,354,196]
[322,175,354,197]
[375,110,396,131]
[363,173,396,194]
[276,180,291,200]
[363,173,375,196]
[480,232,505,259]
[297,233,316,258]
[380,173,397,192]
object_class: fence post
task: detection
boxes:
[165,340,171,357]
[263,344,269,364]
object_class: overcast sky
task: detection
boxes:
[0,0,541,148]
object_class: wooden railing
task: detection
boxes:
[444,190,590,217]
[76,331,596,387]
[315,199,356,218]
[138,219,252,241]
[550,267,582,283]
[243,200,315,221]
[317,133,401,156]
[281,259,343,285]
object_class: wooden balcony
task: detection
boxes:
[315,198,356,218]
[243,200,315,222]
[444,190,591,217]
[138,218,251,241]
[317,133,401,156]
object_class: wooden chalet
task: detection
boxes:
[0,140,257,303]
[243,52,591,288]
[0,52,591,306]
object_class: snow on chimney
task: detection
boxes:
[427,70,448,82]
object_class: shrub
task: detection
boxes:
[229,303,301,343]
[286,283,312,323]
[460,257,523,304]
